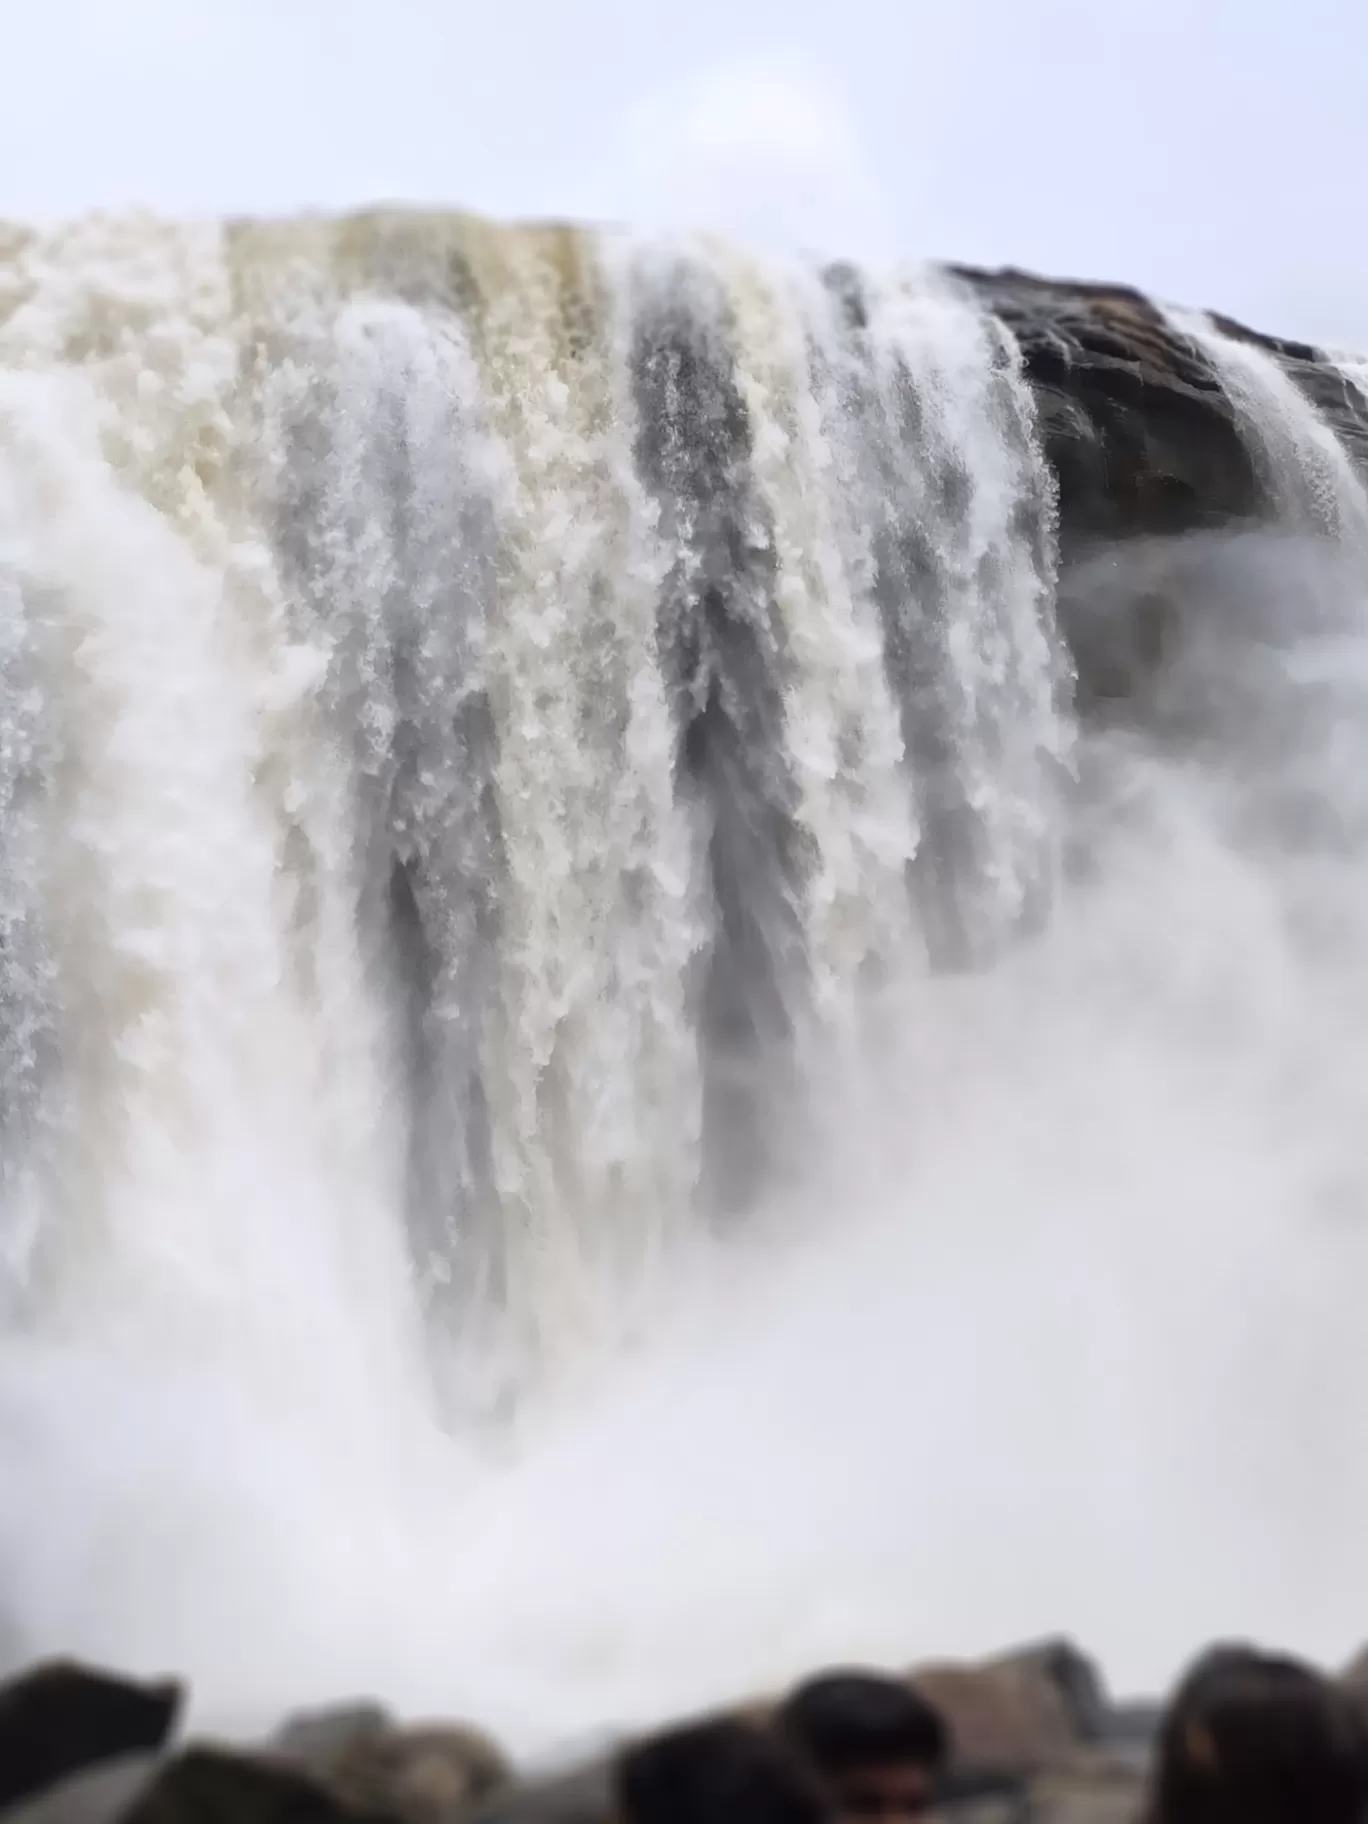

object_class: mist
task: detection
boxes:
[4,519,1368,1749]
[6,0,1368,344]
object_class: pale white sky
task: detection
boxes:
[2,0,1362,345]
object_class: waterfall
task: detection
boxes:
[0,211,1069,1368]
[23,213,1368,1745]
[1168,306,1368,545]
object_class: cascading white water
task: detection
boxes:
[4,211,1368,1752]
[825,266,1067,958]
[1169,306,1368,546]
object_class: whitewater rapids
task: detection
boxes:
[1,211,1367,1751]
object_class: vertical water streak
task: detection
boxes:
[0,219,422,1419]
[255,297,500,1306]
[0,504,53,1302]
[625,243,802,1216]
[0,208,1075,1386]
[455,225,704,1358]
[822,264,1067,963]
[1170,309,1368,547]
[0,381,295,1329]
[704,245,919,1018]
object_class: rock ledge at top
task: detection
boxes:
[954,264,1368,549]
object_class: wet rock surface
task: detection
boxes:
[955,267,1266,550]
[955,264,1368,559]
[0,1665,182,1816]
[278,1716,510,1824]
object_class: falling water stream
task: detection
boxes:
[1,218,1368,1750]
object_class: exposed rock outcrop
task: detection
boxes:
[0,1664,182,1816]
[909,1638,1115,1784]
[124,1746,387,1824]
[956,267,1266,549]
[271,1703,510,1824]
[955,264,1368,561]
[27,1632,1353,1824]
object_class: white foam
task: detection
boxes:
[0,217,1366,1762]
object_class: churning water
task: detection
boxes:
[1,213,1367,1751]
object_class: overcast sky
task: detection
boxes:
[3,0,1362,346]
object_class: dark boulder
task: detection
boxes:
[0,1663,182,1815]
[270,1705,393,1784]
[122,1746,385,1824]
[270,1702,510,1824]
[954,266,1267,549]
[909,1639,1110,1785]
[954,265,1368,589]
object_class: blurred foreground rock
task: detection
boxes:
[25,1629,1368,1823]
[910,1638,1111,1781]
[0,1664,181,1815]
[270,1702,510,1823]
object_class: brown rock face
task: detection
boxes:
[1338,1641,1368,1729]
[953,265,1368,563]
[955,267,1265,550]
[123,1746,387,1824]
[314,1724,510,1824]
[910,1639,1107,1783]
[270,1703,511,1824]
[940,267,1368,718]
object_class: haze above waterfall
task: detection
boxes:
[7,0,1368,345]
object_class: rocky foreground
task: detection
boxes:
[4,1637,1368,1824]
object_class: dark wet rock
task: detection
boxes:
[0,1663,182,1815]
[122,1746,383,1824]
[1338,1641,1368,1730]
[270,1704,510,1824]
[271,1704,394,1780]
[952,264,1368,599]
[1006,1641,1113,1746]
[315,1723,510,1824]
[954,267,1268,550]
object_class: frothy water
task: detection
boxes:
[1,216,1367,1753]
[1169,305,1368,546]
